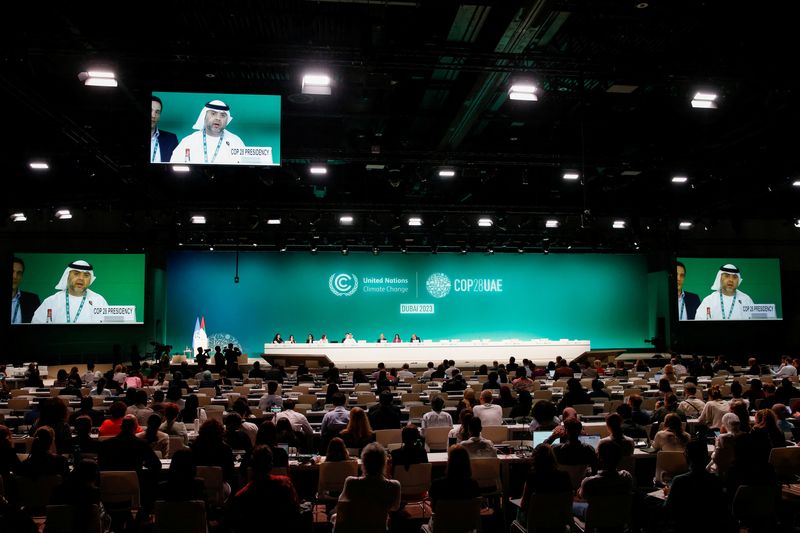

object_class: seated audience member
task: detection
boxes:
[456,388,479,419]
[441,370,468,393]
[517,443,572,527]
[772,403,794,439]
[258,380,283,410]
[397,364,415,380]
[0,425,21,485]
[751,408,787,449]
[248,361,267,380]
[255,421,288,467]
[552,417,597,471]
[745,357,763,376]
[678,383,706,419]
[99,401,140,437]
[729,399,751,433]
[275,398,314,443]
[325,437,353,463]
[71,415,100,455]
[230,445,301,531]
[600,413,635,458]
[390,424,428,475]
[275,417,299,449]
[49,459,109,533]
[573,440,634,520]
[180,394,207,427]
[324,383,340,406]
[320,392,350,446]
[351,369,369,384]
[510,390,533,419]
[198,370,219,394]
[557,378,592,412]
[191,419,237,490]
[33,397,72,454]
[160,402,189,444]
[699,385,730,429]
[588,379,610,400]
[496,385,517,409]
[421,396,453,435]
[473,389,503,427]
[428,444,480,508]
[368,390,402,430]
[663,438,733,532]
[652,413,690,452]
[650,393,687,432]
[223,413,253,457]
[616,404,648,439]
[138,413,169,457]
[743,378,766,403]
[775,377,800,405]
[230,398,258,446]
[546,407,582,444]
[512,367,536,394]
[18,426,69,479]
[449,410,474,442]
[612,360,629,378]
[126,389,154,426]
[627,394,652,426]
[530,400,559,432]
[70,396,105,427]
[98,415,162,475]
[634,359,649,373]
[340,406,375,452]
[711,413,743,476]
[460,416,498,458]
[157,448,206,503]
[482,371,502,390]
[336,443,401,529]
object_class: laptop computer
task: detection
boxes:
[578,435,601,449]
[653,373,663,382]
[531,430,552,448]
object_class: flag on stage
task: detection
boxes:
[192,316,208,357]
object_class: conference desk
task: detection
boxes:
[262,339,591,369]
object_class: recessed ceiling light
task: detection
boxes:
[408,217,423,226]
[365,164,385,170]
[438,169,456,178]
[620,170,641,176]
[309,165,327,175]
[795,219,800,228]
[545,220,560,228]
[606,84,639,94]
[302,74,332,95]
[79,70,118,87]
[190,215,206,224]
[172,165,191,172]
[267,218,281,225]
[508,84,538,101]
[11,212,26,222]
[55,209,72,220]
[612,220,626,229]
[679,221,693,229]
[563,171,580,181]
[691,91,718,109]
[339,215,354,225]
[478,217,493,227]
[29,162,49,170]
[792,180,800,187]
[693,91,718,101]
[672,176,688,183]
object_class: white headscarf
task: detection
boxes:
[711,263,742,291]
[192,100,234,130]
[55,260,96,290]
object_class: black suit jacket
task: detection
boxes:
[157,129,179,162]
[98,433,161,473]
[16,290,41,323]
[682,291,701,320]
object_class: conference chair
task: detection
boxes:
[424,426,452,452]
[533,390,553,401]
[375,428,403,448]
[654,450,688,486]
[480,425,508,444]
[402,393,421,403]
[168,435,187,457]
[731,484,780,533]
[393,462,433,517]
[332,500,392,533]
[154,500,208,533]
[769,446,800,484]
[557,463,589,491]
[409,404,432,420]
[573,492,633,533]
[572,404,595,417]
[198,387,217,398]
[99,470,140,529]
[15,474,63,516]
[470,458,504,530]
[510,490,573,533]
[317,459,360,508]
[44,504,104,533]
[420,497,483,533]
[196,465,226,507]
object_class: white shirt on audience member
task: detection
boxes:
[421,410,453,435]
[473,402,503,427]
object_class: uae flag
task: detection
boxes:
[192,316,208,357]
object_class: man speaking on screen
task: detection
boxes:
[676,261,700,321]
[169,100,246,164]
[11,257,41,323]
[32,260,109,324]
[694,263,754,320]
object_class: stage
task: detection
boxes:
[262,339,591,369]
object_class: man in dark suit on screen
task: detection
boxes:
[677,261,701,321]
[150,95,179,163]
[11,257,40,323]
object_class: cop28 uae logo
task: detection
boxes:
[426,272,451,298]
[329,273,359,296]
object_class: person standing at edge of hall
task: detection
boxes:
[11,256,40,323]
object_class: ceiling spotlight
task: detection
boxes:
[517,247,524,254]
[310,245,318,253]
[792,180,800,187]
[679,221,693,229]
[301,73,332,95]
[438,169,456,178]
[487,247,494,255]
[252,243,258,247]
[341,246,349,255]
[55,209,72,220]
[11,212,26,222]
[78,70,118,87]
[309,165,327,175]
[612,220,626,229]
[267,218,281,225]
[563,171,580,181]
[461,247,468,255]
[477,217,493,227]
[190,215,206,224]
[400,246,408,254]
[172,165,191,173]
[691,91,718,109]
[373,246,380,256]
[280,246,287,252]
[339,215,354,225]
[545,219,560,228]
[408,216,423,227]
[508,84,538,101]
[29,161,49,170]
[794,219,800,228]
[671,176,688,183]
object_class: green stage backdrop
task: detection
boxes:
[153,91,281,164]
[14,254,146,324]
[677,257,783,319]
[166,252,650,355]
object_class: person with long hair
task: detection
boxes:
[180,394,207,425]
[517,443,572,526]
[191,419,236,490]
[99,401,141,437]
[255,420,288,467]
[159,402,188,444]
[32,397,72,453]
[157,448,206,502]
[390,424,428,474]
[340,406,375,451]
[456,388,478,419]
[137,413,169,457]
[18,426,69,478]
[729,399,751,433]
[601,412,635,457]
[448,409,473,441]
[325,437,352,462]
[428,444,480,508]
[652,412,690,452]
[752,408,786,449]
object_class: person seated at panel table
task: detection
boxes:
[409,333,421,343]
[306,333,314,343]
[342,332,357,344]
[377,333,388,343]
[272,333,284,344]
[392,333,402,343]
[319,333,329,343]
[287,335,296,344]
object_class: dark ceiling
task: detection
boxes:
[3,0,799,253]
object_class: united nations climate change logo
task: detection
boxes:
[426,272,451,298]
[329,273,359,296]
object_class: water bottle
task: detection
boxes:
[194,418,200,433]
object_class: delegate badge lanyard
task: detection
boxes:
[679,292,685,320]
[151,131,160,162]
[12,298,20,323]
[65,290,87,323]
[202,130,225,163]
[719,290,736,320]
